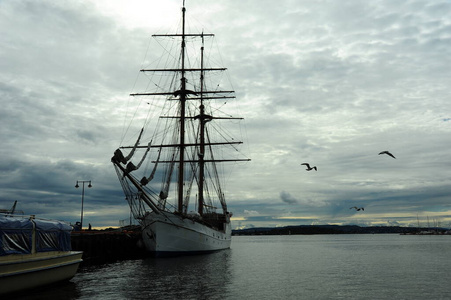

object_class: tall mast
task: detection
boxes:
[119,2,251,217]
[177,5,187,213]
[198,34,206,215]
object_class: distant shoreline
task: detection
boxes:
[232,224,450,235]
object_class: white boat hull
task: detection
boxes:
[0,251,83,295]
[141,212,231,256]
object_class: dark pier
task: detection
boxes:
[71,227,147,265]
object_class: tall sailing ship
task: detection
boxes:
[112,3,249,256]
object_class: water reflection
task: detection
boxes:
[8,281,80,300]
[70,250,233,299]
[17,235,451,299]
[136,250,233,299]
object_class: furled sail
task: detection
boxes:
[112,128,144,166]
[124,128,144,162]
[136,141,152,169]
[140,144,160,186]
[157,150,177,209]
[123,141,152,178]
[112,149,126,164]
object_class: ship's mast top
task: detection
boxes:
[177,2,187,213]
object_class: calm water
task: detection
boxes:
[16,234,451,299]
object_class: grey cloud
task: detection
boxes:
[1,0,451,230]
[280,191,298,204]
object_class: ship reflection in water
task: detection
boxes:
[75,250,232,300]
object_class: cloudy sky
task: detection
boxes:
[1,0,450,229]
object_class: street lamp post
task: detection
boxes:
[75,180,92,229]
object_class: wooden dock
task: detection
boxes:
[71,228,147,265]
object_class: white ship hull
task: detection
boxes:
[141,212,231,257]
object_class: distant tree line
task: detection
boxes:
[232,225,448,235]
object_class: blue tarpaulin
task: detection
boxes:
[0,215,73,256]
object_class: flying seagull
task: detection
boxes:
[301,163,317,171]
[350,206,364,211]
[379,151,396,159]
